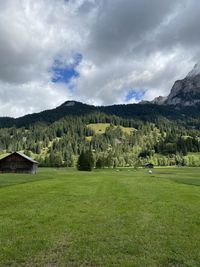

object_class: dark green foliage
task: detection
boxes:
[1,100,200,128]
[0,103,200,167]
[77,150,94,171]
[139,150,153,158]
[49,152,63,168]
[96,157,105,169]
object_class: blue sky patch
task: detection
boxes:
[52,66,79,84]
[125,89,146,102]
[51,53,82,84]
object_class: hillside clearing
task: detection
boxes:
[87,123,135,135]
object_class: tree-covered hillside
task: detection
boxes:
[1,110,200,167]
[0,101,200,129]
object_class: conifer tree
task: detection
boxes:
[77,150,94,171]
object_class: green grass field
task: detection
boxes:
[0,168,200,266]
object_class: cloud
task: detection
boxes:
[0,0,199,116]
[0,81,73,117]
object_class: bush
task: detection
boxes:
[77,150,94,171]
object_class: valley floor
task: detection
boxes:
[0,168,200,266]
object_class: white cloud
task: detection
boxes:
[0,81,73,117]
[0,0,199,116]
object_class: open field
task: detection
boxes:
[0,168,200,266]
[87,123,135,135]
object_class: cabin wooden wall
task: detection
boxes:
[0,154,36,173]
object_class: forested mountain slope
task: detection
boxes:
[0,111,200,167]
[0,100,200,129]
[1,63,200,168]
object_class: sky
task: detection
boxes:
[0,0,200,117]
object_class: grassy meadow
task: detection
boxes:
[87,123,135,135]
[0,167,200,266]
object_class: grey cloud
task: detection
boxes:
[75,0,199,104]
[0,0,199,116]
[86,0,183,63]
[154,1,200,52]
[0,0,80,84]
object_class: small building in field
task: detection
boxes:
[144,163,154,169]
[0,152,38,174]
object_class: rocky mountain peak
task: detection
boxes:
[150,63,200,107]
[186,63,200,78]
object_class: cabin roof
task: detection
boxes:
[0,152,38,164]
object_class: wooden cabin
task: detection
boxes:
[0,152,38,174]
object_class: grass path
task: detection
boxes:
[0,168,200,266]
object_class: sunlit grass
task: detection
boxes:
[0,167,200,266]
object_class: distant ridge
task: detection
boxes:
[0,99,200,129]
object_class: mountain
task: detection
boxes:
[151,96,167,105]
[165,64,200,106]
[0,98,200,129]
[0,100,200,168]
[0,99,200,129]
[0,64,200,128]
[0,66,200,168]
[152,64,200,106]
[0,91,200,168]
[0,101,96,128]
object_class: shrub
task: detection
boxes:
[77,150,94,171]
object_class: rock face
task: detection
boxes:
[152,64,200,106]
[63,101,76,107]
[186,63,200,78]
[165,78,200,106]
[151,96,167,105]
